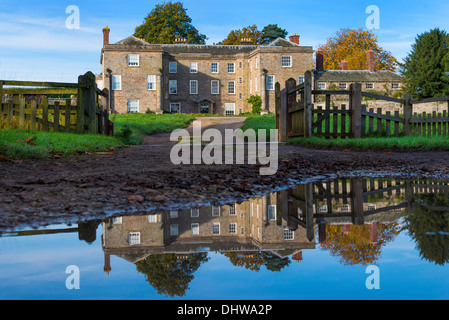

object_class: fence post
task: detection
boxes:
[350,83,362,139]
[86,72,97,135]
[404,93,413,136]
[275,82,280,141]
[77,74,86,134]
[304,70,313,138]
[285,78,296,139]
[279,86,288,142]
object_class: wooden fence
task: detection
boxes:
[276,71,449,141]
[0,71,113,136]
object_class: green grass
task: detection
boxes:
[240,114,276,139]
[0,130,122,160]
[112,113,196,145]
[288,135,449,151]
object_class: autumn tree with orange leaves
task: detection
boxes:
[318,28,399,72]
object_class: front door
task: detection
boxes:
[200,101,209,114]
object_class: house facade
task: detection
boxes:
[98,27,313,114]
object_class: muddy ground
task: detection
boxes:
[1,117,449,230]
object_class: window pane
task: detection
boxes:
[169,62,177,73]
[227,63,235,73]
[225,103,235,116]
[190,80,198,94]
[190,62,198,73]
[281,56,292,67]
[147,75,156,90]
[211,80,219,94]
[129,232,140,245]
[169,80,177,94]
[191,223,199,235]
[170,224,178,236]
[211,62,218,73]
[112,75,121,90]
[212,223,220,235]
[128,54,139,66]
[170,103,181,113]
[266,75,274,90]
[127,100,139,113]
[227,81,235,94]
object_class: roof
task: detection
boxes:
[266,37,299,47]
[314,70,403,82]
[114,36,150,46]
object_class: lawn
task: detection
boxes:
[112,113,196,145]
[0,130,122,160]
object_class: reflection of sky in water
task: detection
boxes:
[1,178,449,300]
[0,224,449,300]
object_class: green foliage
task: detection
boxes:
[400,28,449,99]
[134,2,207,44]
[0,130,121,160]
[246,95,263,114]
[240,114,276,140]
[261,24,288,44]
[220,25,263,45]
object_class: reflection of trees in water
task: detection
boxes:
[320,223,401,266]
[223,251,291,272]
[135,253,209,297]
[405,193,449,266]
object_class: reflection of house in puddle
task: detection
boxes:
[101,178,449,272]
[102,191,316,274]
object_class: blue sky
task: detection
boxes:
[0,0,448,82]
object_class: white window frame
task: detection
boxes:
[128,54,139,67]
[227,62,235,73]
[112,75,121,91]
[127,99,139,113]
[392,82,400,90]
[211,80,220,94]
[170,102,181,113]
[191,208,199,217]
[283,228,294,240]
[129,232,141,245]
[212,206,221,216]
[112,217,122,224]
[339,83,348,89]
[227,81,235,94]
[147,75,156,91]
[365,83,374,90]
[170,211,178,218]
[170,224,178,236]
[212,223,220,235]
[268,205,276,220]
[191,223,199,235]
[298,76,305,84]
[229,204,236,215]
[169,61,177,73]
[148,215,158,223]
[281,55,292,67]
[229,222,237,234]
[211,62,219,73]
[225,103,235,116]
[190,62,198,73]
[318,205,328,213]
[190,80,198,95]
[266,75,275,91]
[169,80,178,94]
[317,82,327,90]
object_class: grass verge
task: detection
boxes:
[288,135,449,151]
[112,113,196,145]
[240,114,276,139]
[0,130,122,160]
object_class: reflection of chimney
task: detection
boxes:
[103,25,110,46]
[174,37,188,44]
[318,222,327,244]
[369,222,378,244]
[316,48,324,72]
[342,224,351,234]
[289,33,300,45]
[239,38,253,45]
[104,253,111,275]
[292,251,303,262]
[340,59,349,70]
[366,49,375,72]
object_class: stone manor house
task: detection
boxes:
[97,26,402,115]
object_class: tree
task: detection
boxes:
[261,24,288,44]
[319,28,398,72]
[134,2,207,44]
[246,95,262,114]
[221,25,263,45]
[400,28,449,99]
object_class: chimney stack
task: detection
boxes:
[366,49,375,72]
[316,48,324,72]
[340,59,349,70]
[289,33,300,45]
[239,38,253,45]
[174,37,188,44]
[102,26,110,46]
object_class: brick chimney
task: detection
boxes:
[102,26,110,46]
[174,37,188,44]
[289,33,300,45]
[316,48,324,72]
[239,38,253,45]
[340,59,349,70]
[366,49,375,72]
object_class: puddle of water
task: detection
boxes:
[1,177,449,299]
